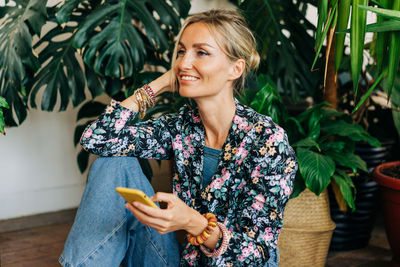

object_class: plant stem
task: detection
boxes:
[324,26,338,109]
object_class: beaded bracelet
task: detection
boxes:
[187,213,217,246]
[133,84,156,119]
[200,222,231,258]
[142,84,156,105]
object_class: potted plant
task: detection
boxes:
[309,0,400,252]
[240,74,380,266]
[373,161,400,265]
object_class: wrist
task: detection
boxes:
[186,210,208,236]
[148,77,168,96]
[120,95,139,110]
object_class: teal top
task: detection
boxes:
[202,146,221,187]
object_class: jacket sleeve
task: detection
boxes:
[80,99,173,160]
[207,122,298,266]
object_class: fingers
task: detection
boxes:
[130,201,163,217]
[125,202,174,234]
[151,192,176,203]
[127,201,174,222]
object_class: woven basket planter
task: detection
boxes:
[278,189,336,267]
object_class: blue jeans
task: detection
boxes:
[59,157,181,267]
[59,157,280,267]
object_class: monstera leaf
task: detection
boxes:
[1,0,189,124]
[0,0,46,125]
[30,3,106,111]
[57,0,190,78]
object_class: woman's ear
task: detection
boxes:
[228,59,246,81]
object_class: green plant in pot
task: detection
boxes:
[313,0,400,253]
[240,74,380,266]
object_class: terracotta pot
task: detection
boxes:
[373,161,400,266]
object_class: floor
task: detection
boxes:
[0,222,72,267]
[326,218,393,267]
[0,219,394,267]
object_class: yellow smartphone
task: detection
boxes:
[116,187,159,209]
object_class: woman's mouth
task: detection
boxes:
[180,75,199,81]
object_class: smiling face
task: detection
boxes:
[173,22,243,100]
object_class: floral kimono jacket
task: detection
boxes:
[80,98,298,266]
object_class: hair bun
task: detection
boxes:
[248,49,260,71]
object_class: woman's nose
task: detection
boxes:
[178,52,193,70]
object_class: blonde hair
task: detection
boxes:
[170,9,260,94]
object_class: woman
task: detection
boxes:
[60,9,297,267]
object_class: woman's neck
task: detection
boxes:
[196,94,236,150]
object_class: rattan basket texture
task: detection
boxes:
[277,189,336,267]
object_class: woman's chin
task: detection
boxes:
[178,88,198,98]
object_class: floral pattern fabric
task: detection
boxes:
[81,99,298,266]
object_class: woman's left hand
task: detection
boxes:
[125,192,207,235]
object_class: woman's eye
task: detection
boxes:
[177,49,185,56]
[198,50,209,56]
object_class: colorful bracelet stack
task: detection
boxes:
[133,84,156,119]
[187,213,217,246]
[200,222,231,258]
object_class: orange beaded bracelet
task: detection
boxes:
[187,213,217,246]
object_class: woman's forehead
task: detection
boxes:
[178,22,221,49]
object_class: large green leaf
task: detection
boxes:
[332,170,356,212]
[292,137,320,151]
[290,172,306,199]
[77,149,90,173]
[319,141,346,153]
[249,74,287,125]
[77,101,107,121]
[321,120,381,147]
[0,0,47,125]
[307,107,322,140]
[296,147,335,195]
[325,151,368,173]
[69,0,189,78]
[297,102,328,123]
[30,7,89,111]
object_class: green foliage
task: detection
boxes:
[0,0,47,126]
[315,0,400,134]
[241,74,380,211]
[0,0,190,178]
[233,0,322,102]
[0,96,9,135]
[0,0,190,125]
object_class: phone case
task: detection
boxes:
[116,187,159,209]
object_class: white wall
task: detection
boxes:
[0,0,233,220]
[0,106,88,220]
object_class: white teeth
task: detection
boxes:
[181,75,198,81]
